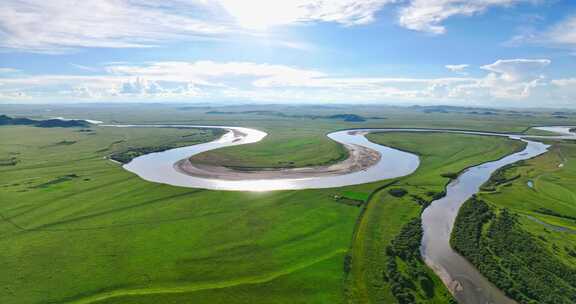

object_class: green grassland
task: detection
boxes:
[1,104,576,304]
[190,127,349,169]
[0,126,361,304]
[344,132,525,304]
[0,125,525,304]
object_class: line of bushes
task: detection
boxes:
[110,129,225,164]
[534,207,576,222]
[479,163,522,191]
[110,145,178,164]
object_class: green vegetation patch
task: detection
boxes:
[479,163,522,191]
[109,128,225,163]
[340,190,370,202]
[0,114,89,128]
[384,218,457,304]
[32,174,80,188]
[451,197,576,304]
[190,128,349,169]
[388,188,408,197]
[0,157,18,166]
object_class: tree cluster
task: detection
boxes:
[451,196,576,304]
[384,218,457,304]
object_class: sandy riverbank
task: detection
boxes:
[174,142,381,181]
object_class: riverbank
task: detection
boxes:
[175,142,380,180]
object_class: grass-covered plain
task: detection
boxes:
[0,124,524,304]
[0,126,361,304]
[344,132,525,304]
[190,127,349,169]
[2,104,576,304]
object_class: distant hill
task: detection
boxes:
[0,115,89,128]
[205,111,384,122]
[326,114,366,122]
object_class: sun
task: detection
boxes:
[217,0,305,30]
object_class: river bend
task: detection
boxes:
[102,124,575,304]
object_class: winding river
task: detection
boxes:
[102,123,574,304]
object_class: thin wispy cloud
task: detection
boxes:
[0,0,234,53]
[547,15,576,47]
[216,0,395,29]
[0,0,396,53]
[398,0,536,34]
[445,64,469,74]
[0,68,20,74]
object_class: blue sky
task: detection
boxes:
[0,0,575,107]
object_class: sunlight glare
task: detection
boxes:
[218,0,306,29]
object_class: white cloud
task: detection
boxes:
[0,58,572,106]
[116,77,201,97]
[217,0,395,29]
[253,75,473,89]
[398,0,532,34]
[119,77,163,95]
[480,58,550,82]
[445,64,469,74]
[107,61,325,86]
[551,78,576,87]
[69,64,101,73]
[0,61,326,99]
[547,15,576,47]
[0,91,28,99]
[515,14,576,50]
[0,68,20,74]
[442,58,551,100]
[0,0,233,53]
[506,13,576,55]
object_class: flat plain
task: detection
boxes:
[1,104,575,304]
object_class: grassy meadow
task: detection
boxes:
[344,132,525,304]
[1,104,575,304]
[0,125,363,304]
